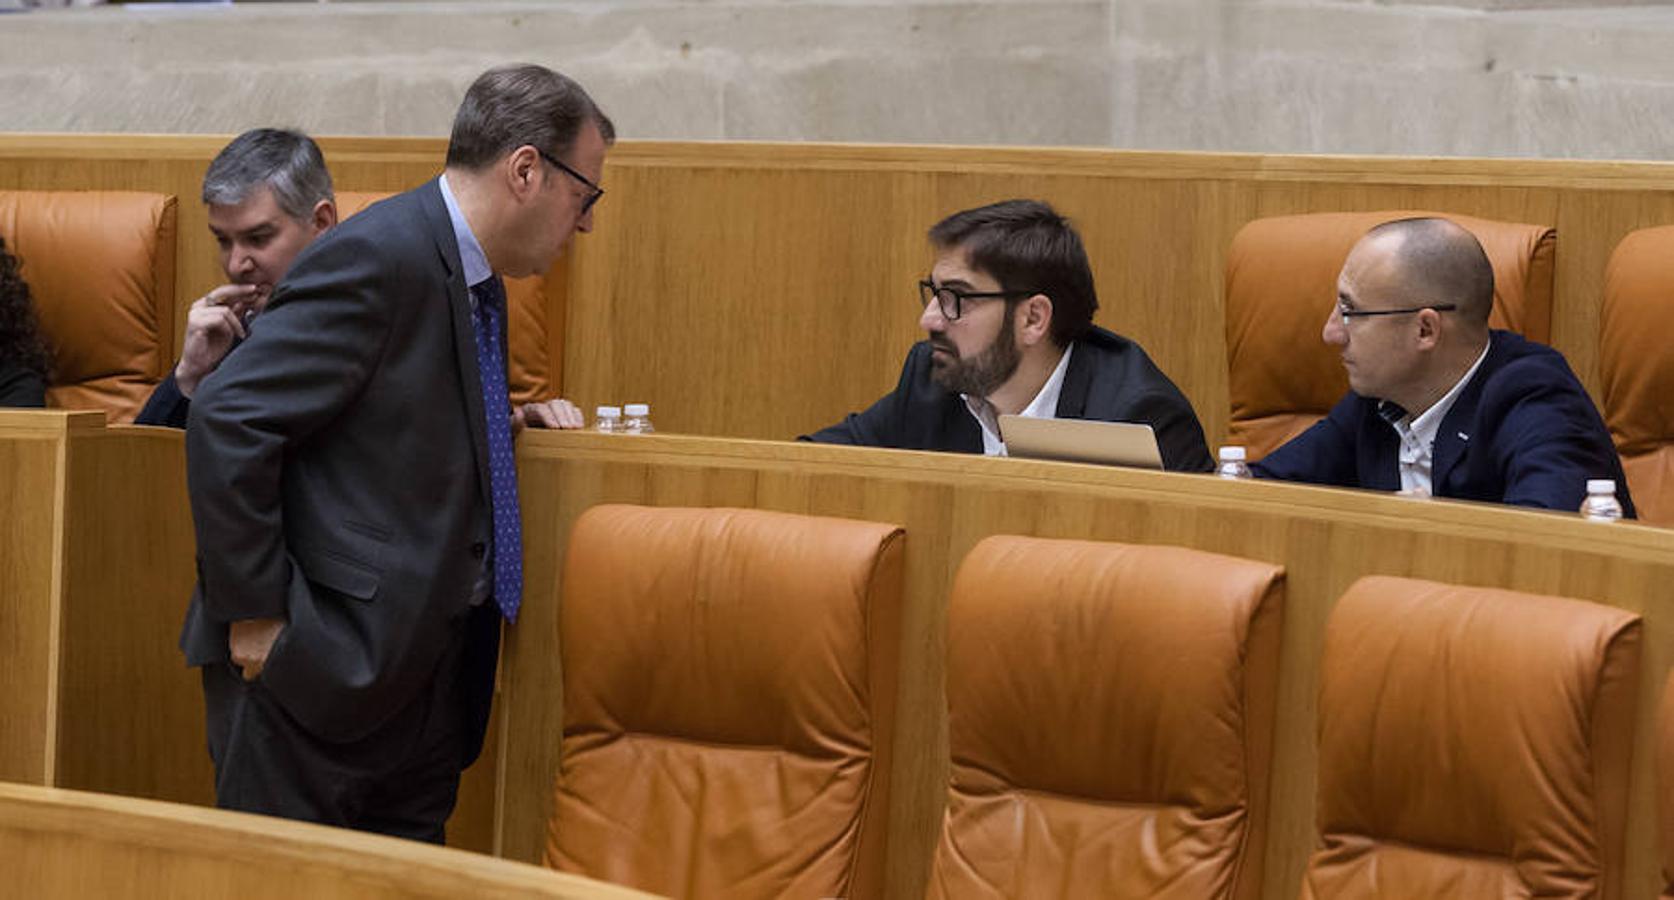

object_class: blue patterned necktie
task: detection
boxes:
[469,277,522,622]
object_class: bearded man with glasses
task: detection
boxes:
[805,199,1213,472]
[1253,216,1633,515]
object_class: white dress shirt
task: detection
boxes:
[963,344,1074,456]
[1389,343,1489,496]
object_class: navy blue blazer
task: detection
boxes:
[803,325,1214,473]
[135,369,189,428]
[1253,330,1635,517]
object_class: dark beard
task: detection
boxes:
[929,310,1021,398]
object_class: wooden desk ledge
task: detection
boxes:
[517,430,1674,555]
[0,782,661,900]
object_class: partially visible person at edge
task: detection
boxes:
[0,235,51,408]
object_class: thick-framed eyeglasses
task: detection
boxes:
[534,147,605,215]
[1336,303,1457,324]
[918,279,1036,321]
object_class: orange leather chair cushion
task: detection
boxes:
[0,190,177,423]
[546,504,904,899]
[1305,576,1641,899]
[337,191,558,405]
[1601,225,1674,526]
[1225,210,1555,459]
[929,535,1284,900]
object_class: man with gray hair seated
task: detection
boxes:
[136,128,337,427]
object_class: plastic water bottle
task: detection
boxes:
[594,405,622,434]
[1579,478,1623,522]
[1217,446,1252,480]
[622,403,654,435]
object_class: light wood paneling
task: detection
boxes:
[8,136,1674,446]
[0,413,494,854]
[53,423,203,803]
[566,143,1674,446]
[0,782,658,899]
[0,410,82,786]
[501,431,1674,900]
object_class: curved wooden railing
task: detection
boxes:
[0,782,657,899]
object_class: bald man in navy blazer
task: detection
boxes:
[182,65,613,840]
[1253,217,1632,516]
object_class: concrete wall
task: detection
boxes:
[2,0,1672,160]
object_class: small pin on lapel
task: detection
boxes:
[1457,432,1470,441]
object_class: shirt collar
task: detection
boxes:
[439,173,493,290]
[1396,341,1490,447]
[962,343,1075,456]
[1017,343,1074,419]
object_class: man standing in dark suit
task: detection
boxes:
[804,199,1213,472]
[1253,216,1634,515]
[182,64,613,840]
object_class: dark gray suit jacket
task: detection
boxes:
[182,179,498,751]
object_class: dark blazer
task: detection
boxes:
[135,369,189,428]
[182,179,499,755]
[804,325,1214,472]
[0,357,45,407]
[1253,330,1635,516]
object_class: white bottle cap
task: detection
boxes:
[1586,478,1615,494]
[624,403,650,416]
[1218,446,1246,461]
[596,405,622,418]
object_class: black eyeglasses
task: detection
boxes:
[534,147,604,215]
[1336,303,1457,324]
[918,279,1036,321]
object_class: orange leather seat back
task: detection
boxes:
[0,190,177,422]
[337,191,558,404]
[929,535,1285,900]
[545,504,905,899]
[1600,225,1674,526]
[1225,211,1555,459]
[1305,576,1641,899]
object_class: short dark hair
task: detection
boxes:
[0,236,52,384]
[1365,216,1496,325]
[928,199,1099,346]
[445,64,615,171]
[201,128,334,221]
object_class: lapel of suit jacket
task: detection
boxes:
[419,178,495,507]
[937,394,983,452]
[1357,399,1402,491]
[1431,333,1500,494]
[1053,338,1092,419]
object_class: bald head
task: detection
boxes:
[1360,217,1495,327]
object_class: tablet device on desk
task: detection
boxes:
[998,415,1164,470]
